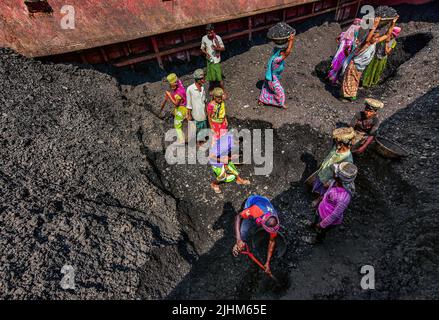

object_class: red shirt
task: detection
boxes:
[240,205,278,239]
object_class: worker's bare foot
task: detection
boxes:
[211,182,221,194]
[258,101,264,106]
[236,177,250,185]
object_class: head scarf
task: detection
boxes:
[333,127,355,144]
[212,87,224,97]
[258,214,280,234]
[341,21,361,42]
[193,69,204,80]
[333,162,358,196]
[365,98,384,110]
[167,73,178,85]
[392,26,401,38]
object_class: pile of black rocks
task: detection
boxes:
[267,22,296,40]
[376,6,398,19]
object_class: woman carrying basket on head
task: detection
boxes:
[258,33,295,109]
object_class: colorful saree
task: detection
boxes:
[362,40,397,87]
[207,100,228,141]
[259,48,286,107]
[341,43,376,99]
[328,23,360,84]
[171,80,187,143]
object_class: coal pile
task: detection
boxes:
[376,6,398,19]
[267,22,296,40]
[0,0,438,300]
[0,48,185,299]
[378,87,438,202]
[364,88,439,299]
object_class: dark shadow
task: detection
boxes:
[313,57,340,99]
[213,201,238,231]
[256,79,264,90]
[335,121,350,128]
[391,2,439,24]
[300,152,318,183]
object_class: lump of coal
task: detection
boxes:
[267,22,296,40]
[375,6,398,18]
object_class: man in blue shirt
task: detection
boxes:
[232,195,280,274]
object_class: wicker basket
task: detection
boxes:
[374,136,409,159]
[267,30,296,44]
[378,17,396,28]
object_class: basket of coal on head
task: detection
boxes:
[375,6,398,28]
[267,22,296,47]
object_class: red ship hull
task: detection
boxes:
[0,0,431,67]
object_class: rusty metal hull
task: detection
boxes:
[1,0,321,57]
[0,0,432,67]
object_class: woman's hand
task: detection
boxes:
[288,33,295,41]
[373,17,381,28]
[264,262,271,275]
[232,240,246,257]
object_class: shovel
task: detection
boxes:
[240,244,279,283]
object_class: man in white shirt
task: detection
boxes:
[186,69,208,146]
[201,24,225,93]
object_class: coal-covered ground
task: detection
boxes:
[1,3,439,299]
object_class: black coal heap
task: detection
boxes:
[267,22,296,39]
[376,6,398,19]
